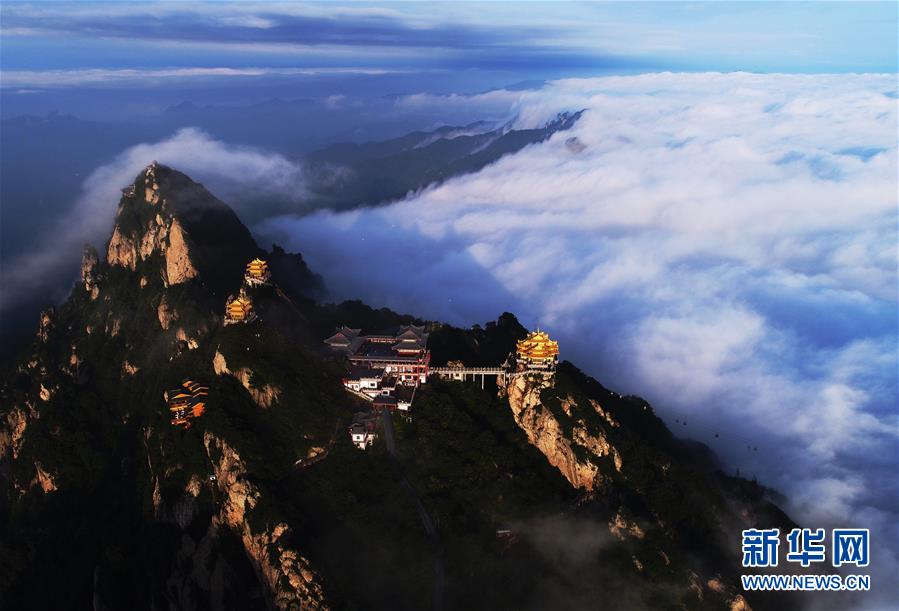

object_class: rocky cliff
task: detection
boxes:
[0,163,336,610]
[213,349,281,409]
[204,433,327,610]
[501,372,621,491]
[106,164,199,286]
[490,359,802,610]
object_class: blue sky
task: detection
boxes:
[1,1,896,82]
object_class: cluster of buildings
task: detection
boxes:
[325,324,430,450]
[325,324,431,385]
[342,365,416,411]
[164,249,560,449]
[328,323,560,450]
[166,259,272,426]
[325,324,430,393]
[224,258,270,325]
[165,379,208,428]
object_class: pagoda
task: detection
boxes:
[515,330,559,372]
[224,293,256,325]
[244,258,271,287]
[165,378,208,427]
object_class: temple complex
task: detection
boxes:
[244,258,271,287]
[325,324,430,385]
[165,379,208,427]
[515,330,559,372]
[224,292,256,325]
[324,326,363,354]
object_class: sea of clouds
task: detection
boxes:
[5,71,895,608]
[258,73,898,608]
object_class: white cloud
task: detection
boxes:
[259,72,898,608]
[0,67,402,88]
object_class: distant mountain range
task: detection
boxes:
[301,111,584,212]
[1,163,798,610]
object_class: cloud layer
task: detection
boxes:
[2,2,894,74]
[0,67,406,89]
[259,72,898,608]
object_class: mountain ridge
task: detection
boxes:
[1,164,798,611]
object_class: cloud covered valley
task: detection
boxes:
[257,73,898,606]
[3,71,895,607]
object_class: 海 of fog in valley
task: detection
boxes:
[2,50,898,611]
[256,74,897,609]
[2,2,898,609]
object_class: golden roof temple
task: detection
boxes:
[245,258,270,285]
[165,378,208,427]
[516,330,559,366]
[225,295,255,324]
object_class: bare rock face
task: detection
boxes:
[108,215,198,287]
[174,328,200,351]
[165,219,199,285]
[0,406,29,460]
[106,165,199,287]
[104,317,122,337]
[707,578,753,611]
[213,349,281,409]
[608,512,645,541]
[145,165,161,205]
[39,383,53,402]
[37,307,55,342]
[157,294,178,330]
[204,433,328,610]
[501,374,621,491]
[31,462,58,493]
[81,245,100,300]
[106,224,140,271]
[121,361,139,377]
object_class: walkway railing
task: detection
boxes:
[429,366,506,375]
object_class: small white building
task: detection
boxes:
[348,415,378,450]
[343,366,383,395]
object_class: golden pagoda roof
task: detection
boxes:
[226,296,253,311]
[516,330,559,359]
[246,258,269,277]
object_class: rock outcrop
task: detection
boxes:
[707,578,753,611]
[501,373,621,491]
[213,349,281,409]
[31,462,58,493]
[0,405,29,460]
[81,244,100,300]
[37,307,54,342]
[106,164,199,286]
[165,219,199,285]
[204,433,327,610]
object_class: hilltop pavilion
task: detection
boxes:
[244,258,271,287]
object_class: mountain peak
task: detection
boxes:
[106,162,260,293]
